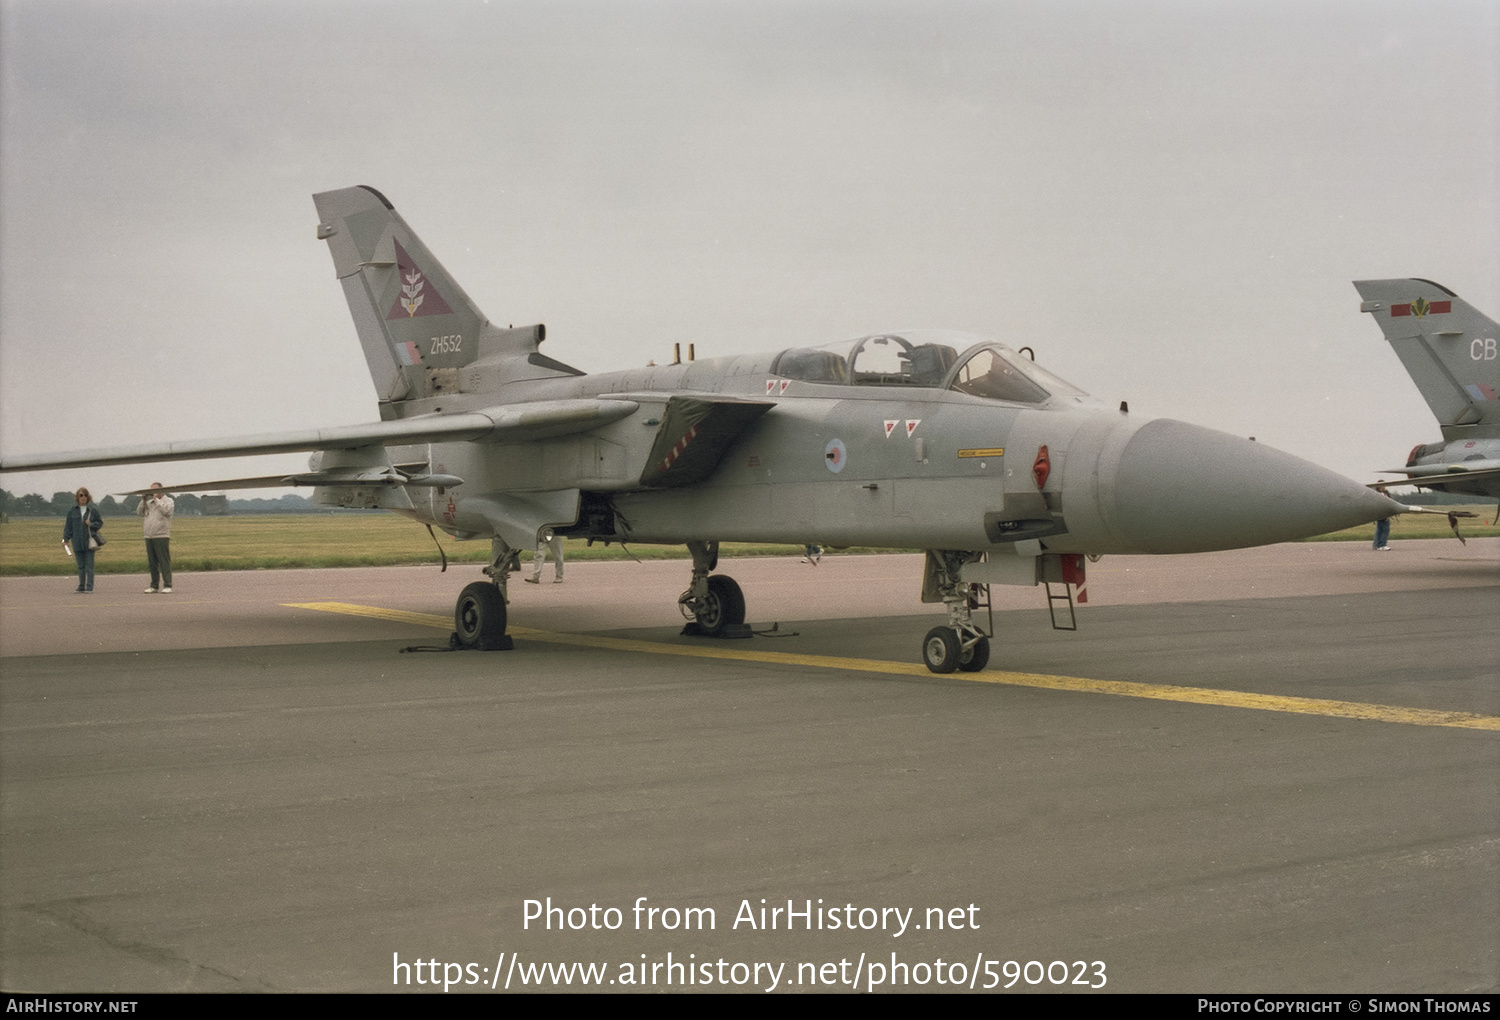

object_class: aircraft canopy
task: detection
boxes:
[770,330,1089,404]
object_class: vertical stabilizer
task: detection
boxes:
[1354,278,1499,431]
[314,186,491,414]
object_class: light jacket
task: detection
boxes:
[137,494,174,538]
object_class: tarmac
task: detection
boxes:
[0,539,1496,993]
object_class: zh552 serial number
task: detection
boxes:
[430,334,463,354]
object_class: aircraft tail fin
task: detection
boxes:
[313,186,575,415]
[1354,278,1499,430]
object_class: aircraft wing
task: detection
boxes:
[634,395,776,488]
[114,462,456,495]
[0,398,639,473]
[117,475,326,495]
[1371,466,1500,490]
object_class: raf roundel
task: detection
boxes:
[824,438,847,473]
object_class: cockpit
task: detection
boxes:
[769,330,1089,405]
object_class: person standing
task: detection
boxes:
[137,483,174,592]
[62,487,103,593]
[525,532,564,584]
[1373,516,1392,551]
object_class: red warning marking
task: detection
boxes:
[1061,553,1087,604]
[766,380,777,394]
[659,423,701,472]
[1032,445,1051,489]
[779,380,790,394]
[884,420,899,438]
[905,419,920,437]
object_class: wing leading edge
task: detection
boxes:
[0,398,639,474]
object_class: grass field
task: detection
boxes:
[0,514,867,576]
[1299,504,1498,543]
[1,506,1494,576]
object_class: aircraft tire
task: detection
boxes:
[922,626,961,674]
[696,575,746,637]
[455,581,509,650]
[957,635,990,673]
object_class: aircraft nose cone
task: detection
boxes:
[1110,419,1402,553]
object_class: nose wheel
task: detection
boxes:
[923,627,991,674]
[921,550,994,673]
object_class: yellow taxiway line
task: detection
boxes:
[285,601,1500,732]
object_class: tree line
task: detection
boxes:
[0,490,321,517]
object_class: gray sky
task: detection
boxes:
[2,0,1496,501]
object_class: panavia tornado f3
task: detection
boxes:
[1,186,1402,671]
[1355,278,1500,502]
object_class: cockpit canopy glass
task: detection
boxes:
[770,330,1089,405]
[948,347,1050,403]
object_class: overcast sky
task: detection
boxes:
[2,0,1496,501]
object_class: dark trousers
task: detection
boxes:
[74,548,94,591]
[146,537,172,587]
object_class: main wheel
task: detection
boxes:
[455,582,509,650]
[695,575,746,637]
[957,635,990,673]
[923,626,961,674]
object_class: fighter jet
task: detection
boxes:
[1354,279,1500,501]
[0,186,1401,671]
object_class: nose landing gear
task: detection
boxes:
[921,550,993,674]
[922,626,991,674]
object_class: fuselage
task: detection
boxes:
[1400,438,1500,499]
[372,333,1398,556]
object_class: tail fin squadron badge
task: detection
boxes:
[1390,296,1453,318]
[386,239,455,320]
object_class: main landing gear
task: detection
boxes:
[451,537,515,650]
[679,540,750,638]
[449,536,751,650]
[448,537,997,667]
[920,550,992,674]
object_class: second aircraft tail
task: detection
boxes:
[1354,278,1499,430]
